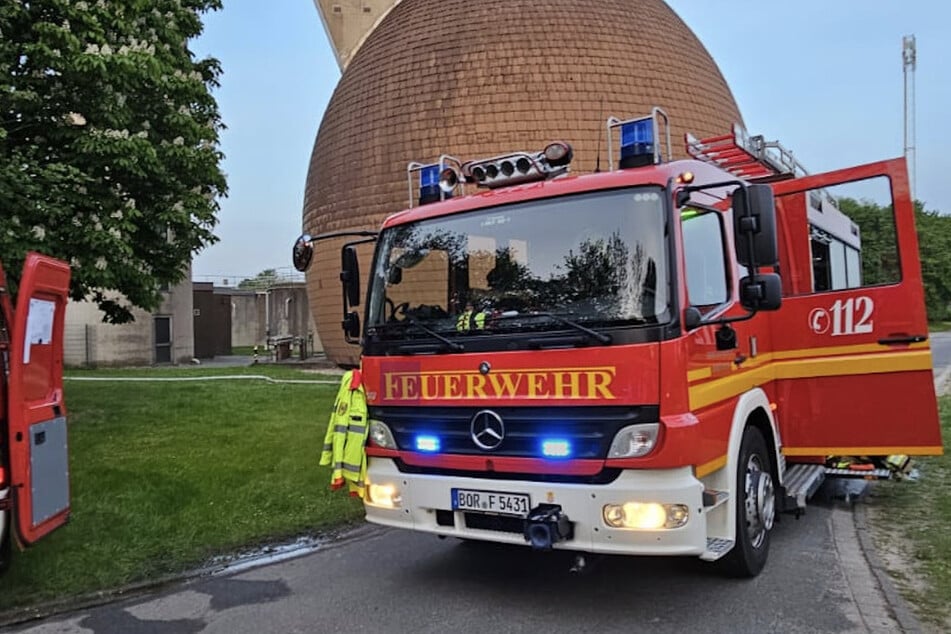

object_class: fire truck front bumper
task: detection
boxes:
[363,459,708,556]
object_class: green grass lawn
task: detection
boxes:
[0,366,362,612]
[870,395,951,627]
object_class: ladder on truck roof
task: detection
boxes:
[685,124,810,182]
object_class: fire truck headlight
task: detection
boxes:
[367,483,402,509]
[607,423,660,458]
[602,503,689,529]
[369,419,397,450]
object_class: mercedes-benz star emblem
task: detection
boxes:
[479,361,491,375]
[470,410,505,450]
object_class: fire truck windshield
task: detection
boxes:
[366,187,670,348]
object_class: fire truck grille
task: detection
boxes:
[370,405,658,460]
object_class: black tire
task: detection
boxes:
[719,426,776,578]
[0,511,12,575]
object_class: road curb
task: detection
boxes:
[853,502,923,633]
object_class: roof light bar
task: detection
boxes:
[458,142,574,189]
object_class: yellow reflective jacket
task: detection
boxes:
[320,369,369,498]
[456,309,485,331]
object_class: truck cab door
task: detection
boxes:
[7,253,71,544]
[768,158,942,457]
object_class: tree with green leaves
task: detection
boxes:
[237,269,290,290]
[0,0,226,323]
[839,197,951,322]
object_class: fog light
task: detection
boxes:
[602,502,689,529]
[367,483,402,509]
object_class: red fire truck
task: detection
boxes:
[294,108,942,576]
[0,253,71,571]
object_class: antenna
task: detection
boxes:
[594,97,604,173]
[902,34,917,200]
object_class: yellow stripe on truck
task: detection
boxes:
[688,349,933,411]
[782,445,944,457]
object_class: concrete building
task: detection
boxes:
[64,277,322,366]
[315,0,399,70]
[64,277,195,367]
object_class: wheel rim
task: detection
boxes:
[743,454,775,550]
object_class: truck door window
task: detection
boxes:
[681,210,728,309]
[793,177,898,295]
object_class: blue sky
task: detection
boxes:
[191,1,951,283]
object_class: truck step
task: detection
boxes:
[783,463,826,509]
[824,466,892,479]
[702,489,729,510]
[700,537,734,561]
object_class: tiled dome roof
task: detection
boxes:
[304,0,742,365]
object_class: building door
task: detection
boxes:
[154,316,172,364]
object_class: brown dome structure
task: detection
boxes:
[303,0,743,366]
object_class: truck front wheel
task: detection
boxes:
[0,511,10,574]
[720,426,775,577]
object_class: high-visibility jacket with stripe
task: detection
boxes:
[456,309,485,331]
[320,369,369,498]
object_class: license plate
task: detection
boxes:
[451,488,530,517]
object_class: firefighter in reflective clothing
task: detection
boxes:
[320,369,369,498]
[456,302,486,332]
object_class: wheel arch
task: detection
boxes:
[721,388,783,542]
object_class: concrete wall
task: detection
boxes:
[228,286,323,354]
[64,276,195,367]
[231,291,267,348]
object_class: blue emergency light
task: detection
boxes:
[541,439,572,459]
[415,435,441,453]
[418,164,442,205]
[619,117,655,169]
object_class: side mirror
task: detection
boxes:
[733,184,778,268]
[739,273,782,311]
[342,311,360,341]
[683,306,703,331]
[292,234,314,272]
[387,266,403,286]
[341,246,361,308]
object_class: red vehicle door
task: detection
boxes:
[7,253,71,544]
[768,158,942,457]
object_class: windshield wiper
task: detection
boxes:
[533,312,612,344]
[494,311,612,344]
[405,318,464,352]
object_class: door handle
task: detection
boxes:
[877,334,928,346]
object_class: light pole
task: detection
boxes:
[902,35,917,201]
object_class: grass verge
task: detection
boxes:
[868,394,950,629]
[1,365,363,612]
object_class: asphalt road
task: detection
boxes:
[12,500,897,634]
[929,330,951,373]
